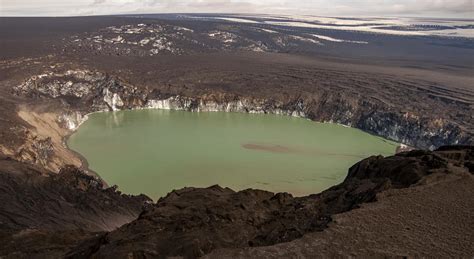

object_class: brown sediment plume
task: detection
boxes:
[242,142,366,158]
[242,143,294,154]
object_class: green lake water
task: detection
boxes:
[68,109,397,200]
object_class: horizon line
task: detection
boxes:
[1,12,473,21]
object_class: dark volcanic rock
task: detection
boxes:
[0,157,151,258]
[0,157,151,234]
[62,146,473,258]
[346,150,448,187]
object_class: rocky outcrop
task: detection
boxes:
[12,70,146,113]
[144,95,306,117]
[61,146,474,258]
[12,70,473,152]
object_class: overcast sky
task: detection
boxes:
[1,0,473,18]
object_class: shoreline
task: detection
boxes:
[63,134,108,187]
[61,111,110,187]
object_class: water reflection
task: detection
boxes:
[103,111,125,128]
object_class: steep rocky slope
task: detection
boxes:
[14,69,473,151]
[0,156,151,258]
[0,160,150,232]
[4,67,471,173]
[0,146,472,258]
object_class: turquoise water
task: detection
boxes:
[68,109,397,199]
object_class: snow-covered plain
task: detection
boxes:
[189,14,474,38]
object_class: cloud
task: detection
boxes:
[1,0,472,17]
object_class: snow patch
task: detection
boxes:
[260,28,278,34]
[289,35,322,45]
[212,17,260,24]
[309,34,368,44]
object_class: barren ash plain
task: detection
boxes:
[0,14,473,258]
